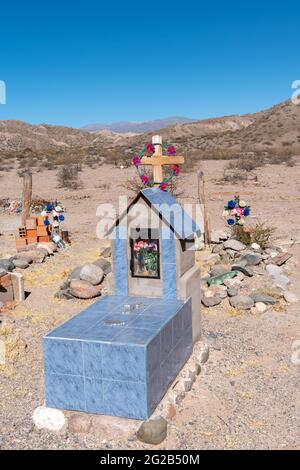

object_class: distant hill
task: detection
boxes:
[81,117,196,133]
[0,100,299,166]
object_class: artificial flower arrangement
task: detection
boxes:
[223,195,250,226]
[132,143,180,191]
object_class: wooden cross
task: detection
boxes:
[140,135,184,185]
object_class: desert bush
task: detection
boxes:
[57,165,82,190]
[233,222,276,248]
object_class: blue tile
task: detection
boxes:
[163,264,177,299]
[113,231,128,296]
[172,338,186,375]
[183,327,193,354]
[102,343,146,382]
[44,373,85,411]
[162,237,176,264]
[160,353,174,391]
[113,327,157,345]
[44,338,83,376]
[161,320,173,358]
[99,312,137,327]
[84,378,106,414]
[148,372,163,415]
[183,298,192,330]
[83,342,102,378]
[103,379,148,420]
[80,325,120,343]
[147,333,161,378]
[172,307,184,346]
[130,314,168,331]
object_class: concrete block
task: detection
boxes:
[177,266,201,343]
[11,272,25,302]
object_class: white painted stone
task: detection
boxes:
[198,344,209,364]
[266,264,282,277]
[255,302,267,313]
[33,406,66,432]
[251,243,260,251]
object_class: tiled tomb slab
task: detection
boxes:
[44,295,192,420]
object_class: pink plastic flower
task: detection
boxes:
[167,145,176,155]
[146,143,155,153]
[236,207,244,216]
[132,155,140,167]
[159,182,168,191]
[173,164,180,176]
[141,174,150,185]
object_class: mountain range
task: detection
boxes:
[81,117,196,133]
[0,100,299,164]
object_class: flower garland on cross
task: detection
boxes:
[132,142,181,191]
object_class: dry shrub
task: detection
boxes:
[57,165,82,190]
[233,222,276,248]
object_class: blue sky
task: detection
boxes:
[0,0,299,127]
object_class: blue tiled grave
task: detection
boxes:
[44,295,192,420]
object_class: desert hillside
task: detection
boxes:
[0,99,299,170]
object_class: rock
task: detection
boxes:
[93,258,111,275]
[137,417,167,445]
[15,250,45,264]
[283,291,299,303]
[226,249,238,259]
[32,406,66,432]
[201,272,210,281]
[223,239,246,252]
[201,296,223,307]
[232,265,254,277]
[70,279,102,299]
[238,253,262,266]
[250,293,278,305]
[206,253,221,266]
[273,274,291,289]
[194,362,201,375]
[0,259,14,272]
[269,252,292,266]
[211,230,229,243]
[100,246,111,258]
[227,287,238,297]
[198,344,210,364]
[80,264,104,286]
[209,284,228,299]
[165,403,176,420]
[182,378,193,392]
[202,289,214,298]
[37,242,56,255]
[211,244,223,254]
[255,302,268,313]
[251,243,261,251]
[266,264,283,277]
[68,266,83,281]
[208,271,238,286]
[68,413,92,433]
[223,277,242,289]
[229,295,254,310]
[54,289,74,300]
[12,258,29,269]
[210,264,231,277]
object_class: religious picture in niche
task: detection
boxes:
[130,238,160,279]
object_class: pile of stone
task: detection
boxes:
[56,247,112,300]
[200,231,298,312]
[0,242,60,309]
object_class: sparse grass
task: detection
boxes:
[57,164,82,190]
[233,222,276,248]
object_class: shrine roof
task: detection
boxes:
[108,187,202,240]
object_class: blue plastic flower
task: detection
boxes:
[227,200,236,209]
[44,219,50,226]
[227,218,235,226]
[46,204,53,212]
[243,207,250,217]
[59,215,65,221]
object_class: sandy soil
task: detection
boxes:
[0,159,299,450]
